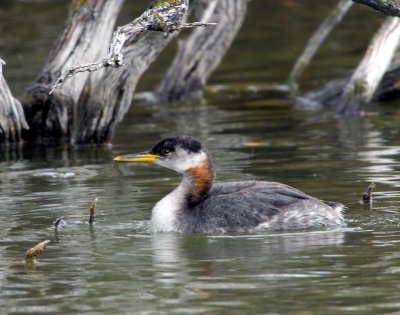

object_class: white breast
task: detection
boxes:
[150,184,186,232]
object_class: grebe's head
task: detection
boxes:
[114,136,209,173]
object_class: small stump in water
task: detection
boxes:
[88,198,98,224]
[25,240,50,267]
[361,183,376,204]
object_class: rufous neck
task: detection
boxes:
[182,157,214,207]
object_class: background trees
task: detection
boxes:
[1,0,400,146]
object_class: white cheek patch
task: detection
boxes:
[156,148,207,173]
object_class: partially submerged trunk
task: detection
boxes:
[0,58,28,144]
[301,55,400,109]
[22,0,125,144]
[75,31,180,144]
[14,0,220,145]
[337,17,400,115]
[154,0,247,102]
[300,16,400,115]
[4,0,400,146]
[375,58,400,100]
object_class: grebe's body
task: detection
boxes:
[114,136,344,234]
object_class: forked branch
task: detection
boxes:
[49,0,216,94]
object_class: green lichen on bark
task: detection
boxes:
[149,0,182,9]
[353,79,368,94]
[70,0,93,11]
[147,0,189,32]
[50,0,192,94]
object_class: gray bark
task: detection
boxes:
[0,58,28,144]
[2,0,239,145]
[20,0,217,145]
[22,0,125,144]
[75,31,180,144]
[301,56,400,107]
[154,0,247,102]
[49,0,213,94]
[301,17,400,114]
[375,58,400,100]
[337,17,400,115]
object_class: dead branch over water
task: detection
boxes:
[3,1,400,146]
[49,0,216,94]
[354,0,400,17]
[18,0,218,145]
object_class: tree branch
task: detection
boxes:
[353,0,400,17]
[75,30,180,144]
[49,0,216,94]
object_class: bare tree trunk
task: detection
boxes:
[0,58,28,144]
[300,17,400,114]
[299,76,347,110]
[20,0,215,145]
[154,0,247,102]
[75,31,180,144]
[49,0,210,94]
[22,0,125,144]
[3,0,239,145]
[374,57,400,100]
[337,17,400,115]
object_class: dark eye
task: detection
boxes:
[161,148,170,156]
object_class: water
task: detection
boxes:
[2,1,400,314]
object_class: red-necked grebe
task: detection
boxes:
[114,136,344,233]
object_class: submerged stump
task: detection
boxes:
[0,58,28,144]
[17,0,217,145]
[300,16,400,114]
[154,0,248,102]
[22,0,125,145]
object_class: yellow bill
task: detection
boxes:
[113,153,160,163]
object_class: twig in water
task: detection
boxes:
[361,182,376,204]
[89,198,98,224]
[54,217,67,229]
[25,240,50,260]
